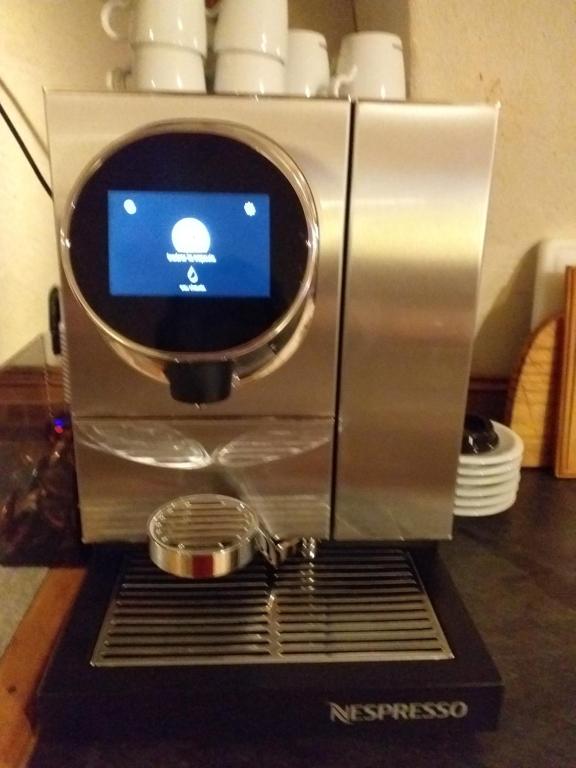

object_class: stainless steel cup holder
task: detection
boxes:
[148,494,297,578]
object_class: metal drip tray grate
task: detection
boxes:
[92,545,453,667]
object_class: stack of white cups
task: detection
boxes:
[101,0,406,101]
[102,0,208,93]
[332,32,406,100]
[213,0,288,95]
[285,29,330,97]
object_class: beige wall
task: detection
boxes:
[416,0,576,376]
[1,0,575,377]
[290,0,355,58]
[0,0,129,364]
[355,0,576,376]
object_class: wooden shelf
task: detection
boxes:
[0,568,86,768]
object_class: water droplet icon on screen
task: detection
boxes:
[187,266,199,284]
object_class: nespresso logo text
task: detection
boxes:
[329,700,469,724]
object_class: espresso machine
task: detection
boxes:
[38,92,501,737]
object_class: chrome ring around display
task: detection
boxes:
[60,119,319,366]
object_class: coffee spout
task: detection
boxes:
[165,360,234,404]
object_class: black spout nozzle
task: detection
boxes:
[165,361,234,404]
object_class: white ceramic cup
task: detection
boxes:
[101,0,208,57]
[214,0,288,62]
[214,51,284,95]
[332,32,406,101]
[107,44,206,93]
[285,29,330,97]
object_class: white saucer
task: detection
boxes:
[458,457,521,477]
[456,468,520,486]
[454,491,517,517]
[455,477,519,499]
[454,488,518,508]
[458,422,523,467]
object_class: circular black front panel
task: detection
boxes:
[66,129,313,354]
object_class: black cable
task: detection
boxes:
[0,99,52,198]
[0,77,48,154]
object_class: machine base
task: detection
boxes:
[36,545,502,739]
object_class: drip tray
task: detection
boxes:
[37,544,503,737]
[92,545,453,667]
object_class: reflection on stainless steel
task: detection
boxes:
[335,102,499,540]
[213,420,332,467]
[244,494,330,540]
[83,502,156,542]
[75,421,212,470]
[74,418,332,470]
[73,416,334,543]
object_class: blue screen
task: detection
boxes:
[108,191,271,297]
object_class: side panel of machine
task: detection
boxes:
[334,103,499,541]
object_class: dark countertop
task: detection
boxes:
[30,470,576,768]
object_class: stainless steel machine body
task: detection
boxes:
[46,93,498,551]
[39,96,503,734]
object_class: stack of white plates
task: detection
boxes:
[455,421,524,517]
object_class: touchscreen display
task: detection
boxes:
[108,191,271,297]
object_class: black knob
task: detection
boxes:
[48,286,62,356]
[461,413,499,455]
